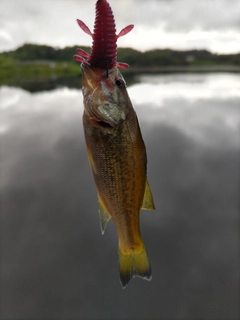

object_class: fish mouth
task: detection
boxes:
[81,62,108,90]
[81,62,97,81]
[81,62,110,79]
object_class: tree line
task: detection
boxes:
[1,43,240,67]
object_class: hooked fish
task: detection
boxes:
[74,0,155,288]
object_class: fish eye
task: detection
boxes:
[115,79,125,88]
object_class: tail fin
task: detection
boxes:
[118,245,152,288]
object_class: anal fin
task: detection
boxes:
[98,195,111,234]
[141,179,155,210]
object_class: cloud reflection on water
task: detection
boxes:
[0,73,239,319]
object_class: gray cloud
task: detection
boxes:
[0,0,240,53]
[113,0,240,31]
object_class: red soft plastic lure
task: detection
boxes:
[74,0,134,69]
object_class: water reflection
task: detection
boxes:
[6,73,138,93]
[1,73,239,319]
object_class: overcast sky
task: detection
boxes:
[1,0,240,53]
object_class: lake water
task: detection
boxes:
[1,73,239,319]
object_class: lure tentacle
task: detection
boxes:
[77,19,93,37]
[115,62,129,69]
[73,55,86,63]
[117,25,134,38]
[76,48,90,58]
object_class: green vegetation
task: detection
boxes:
[0,43,239,86]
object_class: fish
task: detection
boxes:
[74,0,155,288]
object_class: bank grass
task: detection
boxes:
[0,56,81,85]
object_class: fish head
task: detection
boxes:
[81,62,131,128]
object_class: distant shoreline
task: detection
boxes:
[1,44,240,86]
[123,65,240,73]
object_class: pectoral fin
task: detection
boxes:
[141,179,155,210]
[98,195,111,234]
